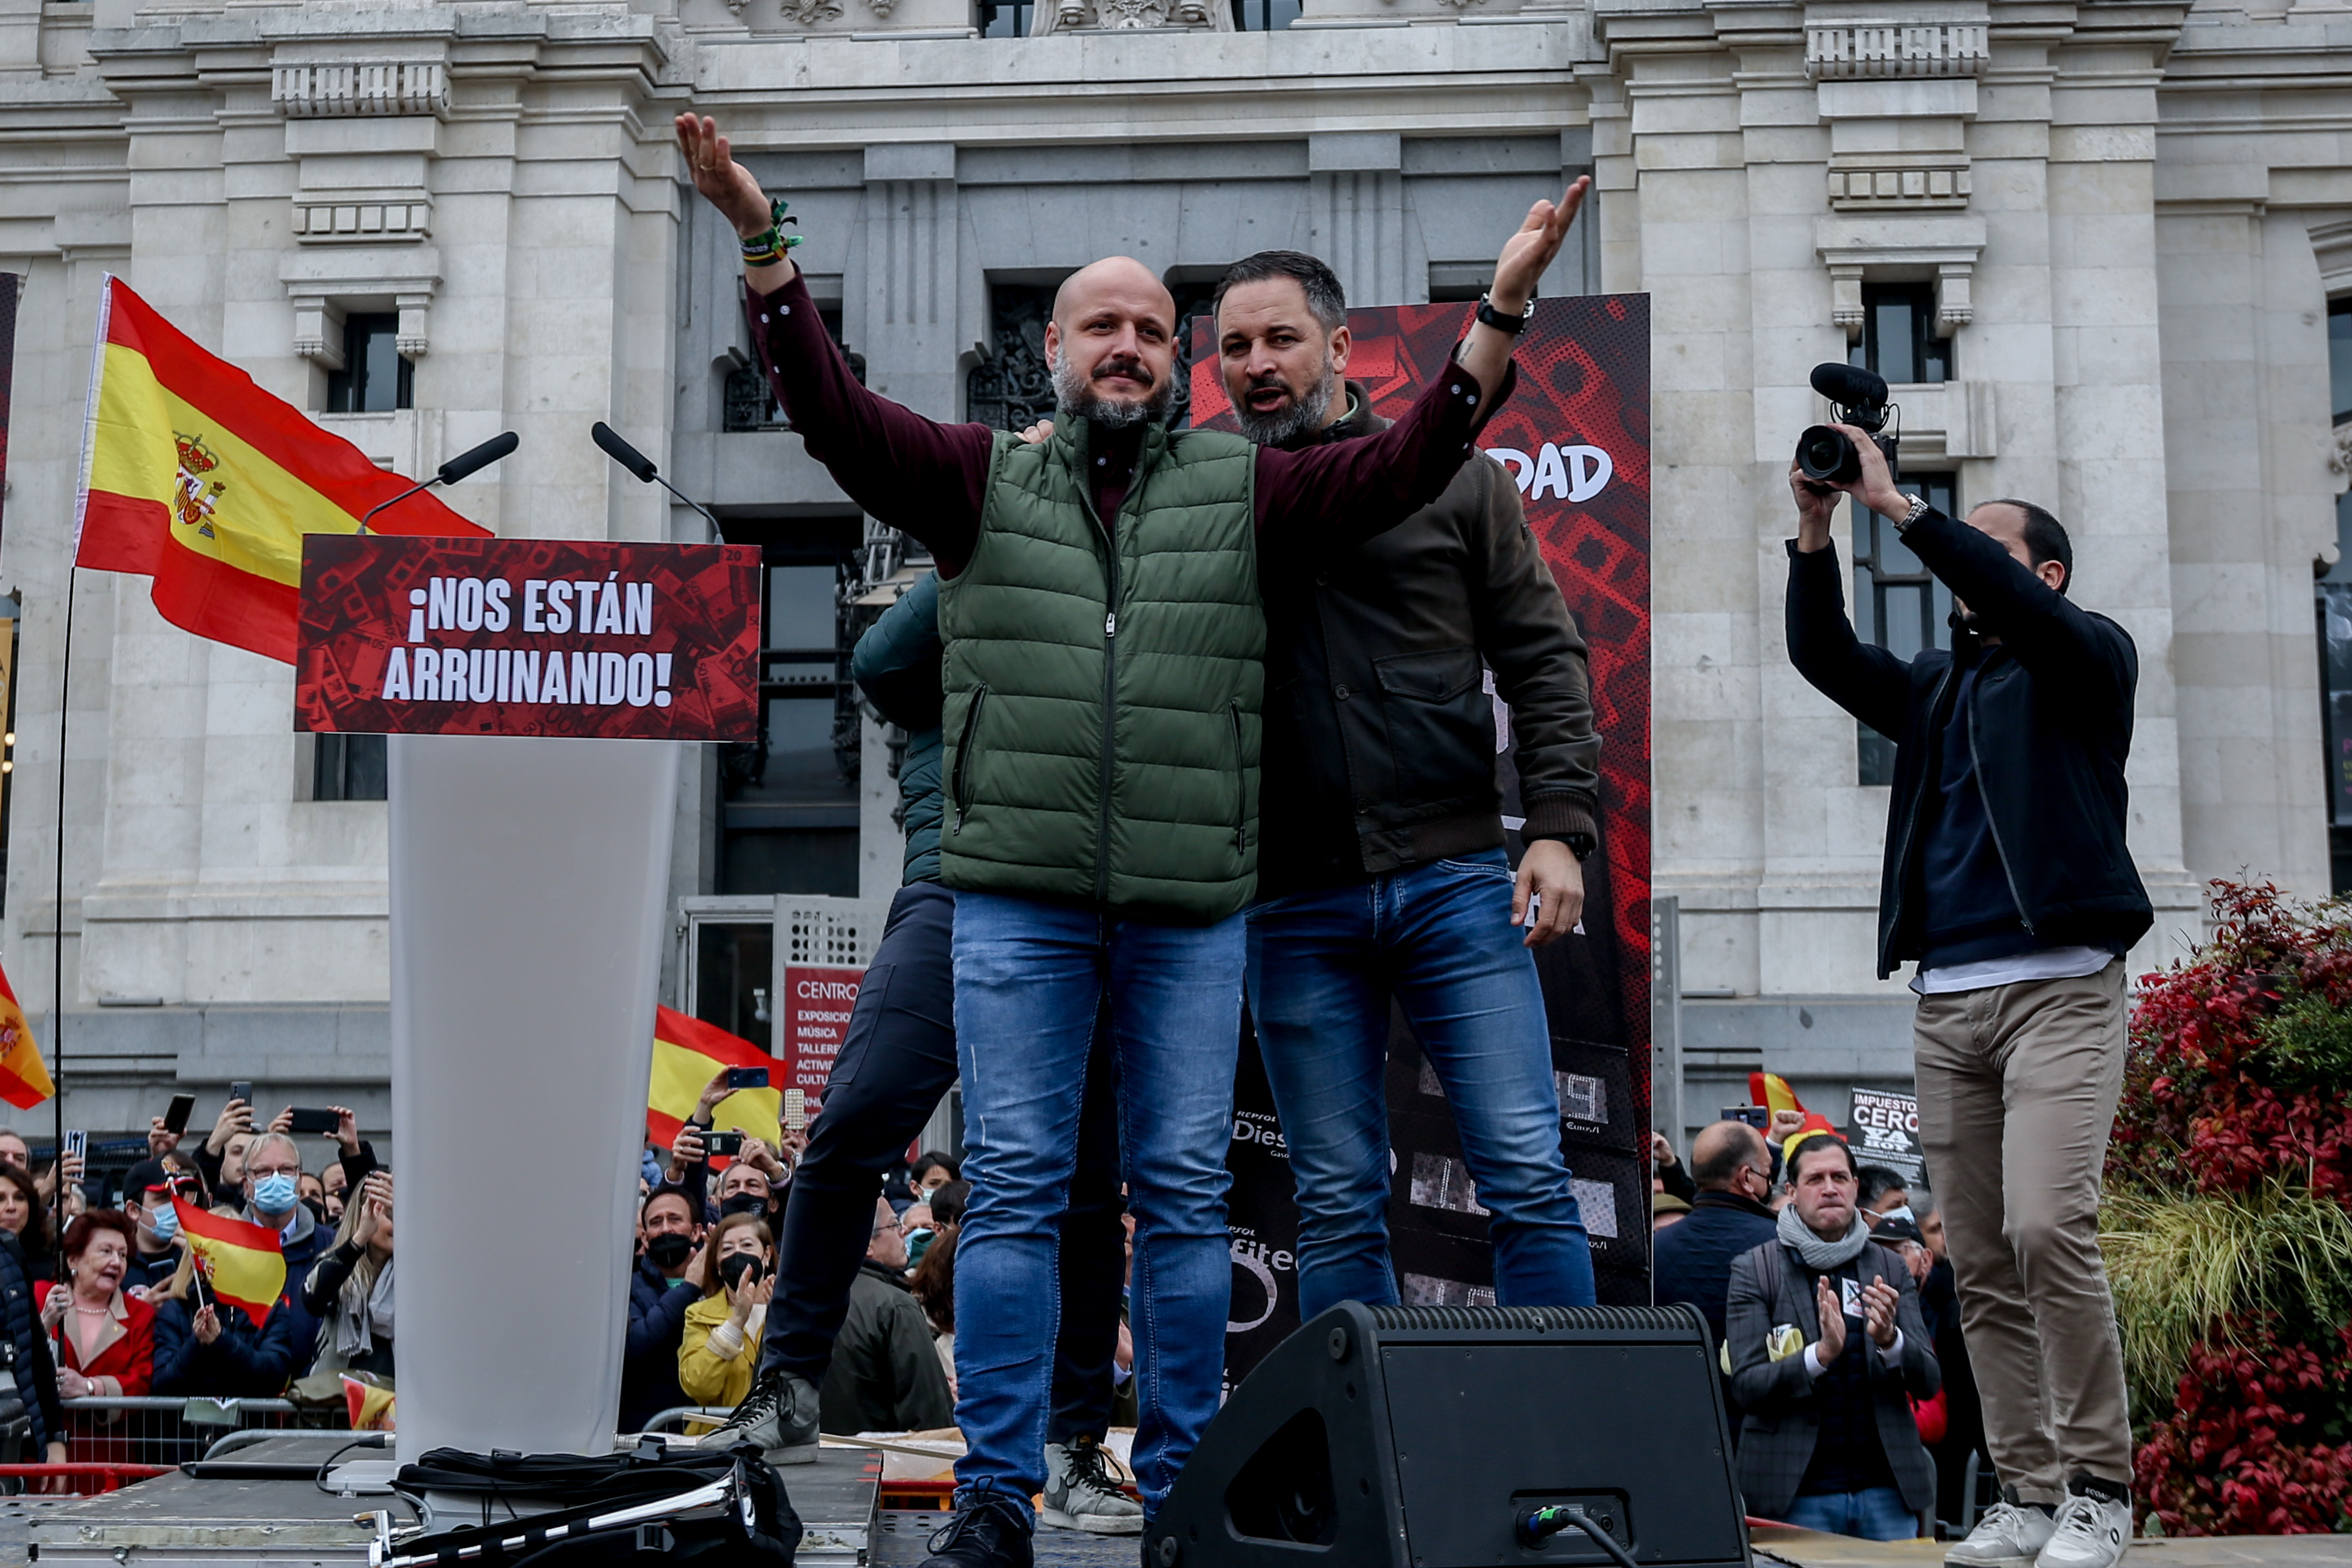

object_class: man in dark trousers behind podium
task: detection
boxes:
[1784,427,2150,1568]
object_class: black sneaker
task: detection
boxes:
[919,1487,1035,1568]
[693,1370,819,1463]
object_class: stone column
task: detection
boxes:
[1309,131,1419,309]
[858,143,962,421]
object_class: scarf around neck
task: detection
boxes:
[1777,1203,1873,1273]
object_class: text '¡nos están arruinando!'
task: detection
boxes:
[377,573,676,709]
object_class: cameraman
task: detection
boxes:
[1783,430,2147,1568]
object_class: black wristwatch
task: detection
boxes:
[1476,293,1532,335]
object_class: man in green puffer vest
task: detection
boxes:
[677,111,1581,1568]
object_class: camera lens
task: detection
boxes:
[1796,425,1861,484]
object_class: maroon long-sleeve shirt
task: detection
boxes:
[745,273,1509,573]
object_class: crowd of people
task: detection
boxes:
[0,1094,396,1483]
[1653,1119,1983,1542]
[622,1081,971,1449]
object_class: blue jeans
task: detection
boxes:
[950,891,1244,1517]
[1780,1486,1918,1541]
[1246,848,1595,1319]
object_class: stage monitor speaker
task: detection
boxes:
[1148,1303,1746,1568]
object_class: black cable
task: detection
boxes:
[311,1432,391,1497]
[1518,1506,1641,1568]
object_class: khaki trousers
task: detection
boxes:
[1913,961,2134,1501]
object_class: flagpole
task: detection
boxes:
[49,563,72,1298]
[51,277,106,1296]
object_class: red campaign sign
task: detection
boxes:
[295,535,762,740]
[782,965,862,1099]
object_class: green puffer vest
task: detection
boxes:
[937,419,1263,924]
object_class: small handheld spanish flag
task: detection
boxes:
[0,960,54,1111]
[648,1006,783,1151]
[74,276,489,664]
[174,1200,285,1328]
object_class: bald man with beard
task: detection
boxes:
[677,115,1577,1568]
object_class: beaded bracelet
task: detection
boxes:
[740,197,803,266]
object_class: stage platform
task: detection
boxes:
[1752,1527,2352,1568]
[1,1447,2345,1568]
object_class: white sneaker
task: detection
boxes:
[1945,1498,2057,1568]
[1041,1436,1144,1535]
[2035,1492,2130,1568]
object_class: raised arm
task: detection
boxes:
[1819,421,2134,700]
[677,115,992,573]
[1254,176,1587,547]
[1785,462,1912,738]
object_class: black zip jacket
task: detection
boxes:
[1257,383,1601,897]
[1785,506,2153,978]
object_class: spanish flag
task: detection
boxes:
[342,1374,396,1432]
[174,1199,286,1328]
[1749,1071,1806,1119]
[648,1006,782,1150]
[0,961,53,1110]
[73,276,488,664]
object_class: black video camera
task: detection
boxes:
[1795,363,1899,493]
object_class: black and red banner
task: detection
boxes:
[296,535,763,741]
[1200,294,1653,1380]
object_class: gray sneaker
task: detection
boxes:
[1947,1495,2057,1568]
[1041,1435,1144,1535]
[695,1370,820,1464]
[2036,1489,2130,1568]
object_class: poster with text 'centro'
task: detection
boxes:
[296,535,763,741]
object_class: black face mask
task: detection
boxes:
[718,1251,766,1292]
[645,1232,695,1270]
[718,1193,768,1220]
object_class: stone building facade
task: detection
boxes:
[0,0,2345,1151]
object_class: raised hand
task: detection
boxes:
[1790,458,1840,552]
[148,1116,182,1159]
[1490,176,1591,312]
[667,1125,706,1182]
[675,114,779,242]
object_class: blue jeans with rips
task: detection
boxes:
[1246,847,1597,1320]
[949,891,1244,1518]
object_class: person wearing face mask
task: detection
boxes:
[680,1212,776,1420]
[621,1186,704,1431]
[120,1161,201,1297]
[237,1133,332,1372]
[714,1156,780,1226]
[303,1171,394,1379]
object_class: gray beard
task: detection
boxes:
[1052,351,1173,430]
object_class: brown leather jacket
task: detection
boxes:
[1255,382,1601,898]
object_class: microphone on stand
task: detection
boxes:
[359,431,520,533]
[591,422,723,535]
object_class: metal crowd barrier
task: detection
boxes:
[56,1394,361,1472]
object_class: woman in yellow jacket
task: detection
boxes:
[680,1212,776,1416]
